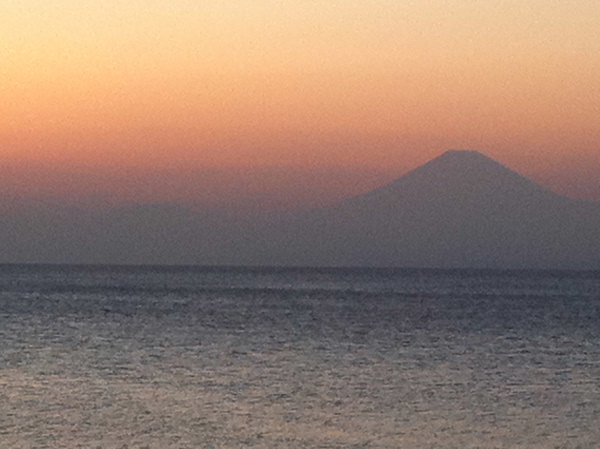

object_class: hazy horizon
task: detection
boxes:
[1,150,597,269]
[2,149,599,214]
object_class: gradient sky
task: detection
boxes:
[1,0,598,208]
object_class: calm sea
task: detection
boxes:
[1,265,598,449]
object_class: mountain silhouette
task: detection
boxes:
[0,150,598,268]
[337,149,562,209]
[261,150,599,268]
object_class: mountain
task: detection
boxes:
[251,150,599,268]
[0,150,598,268]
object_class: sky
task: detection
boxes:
[1,0,598,209]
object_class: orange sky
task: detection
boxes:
[1,0,598,206]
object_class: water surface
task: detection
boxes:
[1,265,598,448]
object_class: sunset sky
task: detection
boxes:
[1,0,598,208]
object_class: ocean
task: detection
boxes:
[1,265,598,449]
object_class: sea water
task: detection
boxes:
[0,265,598,449]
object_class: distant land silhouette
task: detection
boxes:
[1,150,598,268]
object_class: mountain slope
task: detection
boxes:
[336,149,563,210]
[267,150,599,268]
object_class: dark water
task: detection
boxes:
[1,265,598,448]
